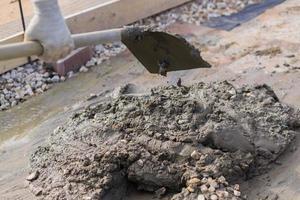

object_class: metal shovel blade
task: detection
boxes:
[121,27,211,76]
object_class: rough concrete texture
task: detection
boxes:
[27,81,300,200]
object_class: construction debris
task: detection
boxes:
[28,81,300,200]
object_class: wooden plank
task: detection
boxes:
[0,33,24,45]
[0,58,28,73]
[0,0,112,41]
[0,0,191,74]
[66,0,192,33]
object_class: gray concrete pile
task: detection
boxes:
[27,82,300,200]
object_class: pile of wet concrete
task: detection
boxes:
[27,81,300,200]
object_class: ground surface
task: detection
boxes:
[1,0,300,199]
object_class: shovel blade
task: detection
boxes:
[122,28,211,75]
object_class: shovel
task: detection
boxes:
[0,27,211,75]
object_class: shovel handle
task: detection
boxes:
[0,28,123,61]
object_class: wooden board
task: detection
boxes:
[0,0,110,40]
[66,0,192,33]
[0,0,191,74]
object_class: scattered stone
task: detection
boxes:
[217,176,226,184]
[234,190,241,197]
[197,194,205,200]
[191,150,200,160]
[208,186,216,193]
[155,187,167,198]
[210,194,218,200]
[79,66,89,73]
[51,75,60,83]
[67,71,74,78]
[87,93,98,101]
[255,47,282,57]
[201,185,208,193]
[26,171,40,181]
[187,186,195,193]
[187,178,201,187]
[11,100,17,107]
[110,85,129,98]
[0,60,67,111]
[85,58,97,67]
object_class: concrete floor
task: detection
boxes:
[0,0,300,199]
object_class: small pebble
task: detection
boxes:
[26,171,40,181]
[234,190,241,197]
[210,194,218,200]
[201,184,208,193]
[51,75,60,83]
[191,150,200,160]
[187,186,195,193]
[208,186,216,193]
[198,194,205,200]
[79,66,89,73]
[187,178,201,186]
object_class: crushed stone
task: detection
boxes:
[134,0,262,29]
[28,81,300,200]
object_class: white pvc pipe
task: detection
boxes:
[72,28,123,48]
[0,28,124,61]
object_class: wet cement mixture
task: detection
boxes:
[27,81,300,200]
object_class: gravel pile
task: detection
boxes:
[134,0,262,29]
[27,82,300,200]
[0,62,62,110]
[0,0,262,111]
[0,43,126,111]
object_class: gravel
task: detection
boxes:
[134,0,262,29]
[0,0,262,111]
[0,43,126,111]
[0,62,56,111]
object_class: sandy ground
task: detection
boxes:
[1,0,300,199]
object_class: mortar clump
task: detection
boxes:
[28,81,300,200]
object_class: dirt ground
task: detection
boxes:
[1,0,300,199]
